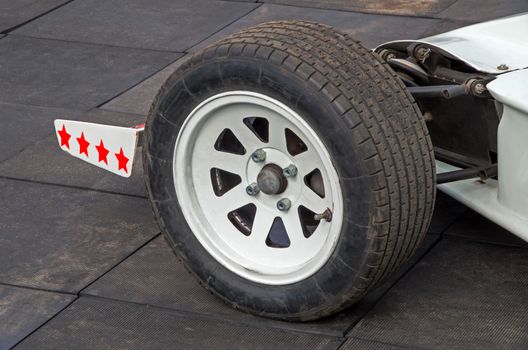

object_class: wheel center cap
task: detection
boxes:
[257,164,287,195]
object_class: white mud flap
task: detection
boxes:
[54,119,144,178]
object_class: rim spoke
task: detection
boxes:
[249,207,276,243]
[294,150,321,175]
[213,183,251,213]
[300,186,330,214]
[207,151,247,175]
[282,213,305,248]
[230,120,264,152]
[268,118,288,151]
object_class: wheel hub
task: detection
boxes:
[257,163,287,195]
[173,91,343,285]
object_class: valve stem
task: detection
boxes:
[314,208,332,222]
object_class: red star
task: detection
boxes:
[95,140,110,165]
[115,147,129,173]
[76,132,90,157]
[57,125,71,149]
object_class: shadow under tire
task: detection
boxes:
[143,20,436,321]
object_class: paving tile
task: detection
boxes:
[84,232,439,337]
[340,337,417,350]
[428,191,467,234]
[0,103,75,163]
[13,0,260,52]
[0,285,75,350]
[260,0,456,16]
[438,0,528,22]
[101,54,191,116]
[0,109,147,197]
[15,296,342,350]
[0,0,69,33]
[0,35,180,109]
[348,236,528,350]
[445,209,528,248]
[190,4,440,51]
[0,178,158,293]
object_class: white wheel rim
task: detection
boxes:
[173,91,343,285]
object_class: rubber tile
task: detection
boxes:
[101,54,191,116]
[0,109,147,197]
[0,35,180,109]
[259,0,456,16]
[438,0,528,21]
[0,103,74,163]
[84,233,439,337]
[15,296,342,350]
[445,209,528,248]
[0,178,158,293]
[13,0,259,52]
[190,4,439,52]
[340,337,418,350]
[0,285,75,350]
[0,0,69,33]
[348,237,528,350]
[428,191,467,234]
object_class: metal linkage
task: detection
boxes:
[437,164,497,184]
[407,85,467,99]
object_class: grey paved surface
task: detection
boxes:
[0,0,69,32]
[1,1,527,349]
[0,285,74,350]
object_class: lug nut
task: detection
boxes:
[314,208,333,222]
[246,183,260,196]
[283,164,298,177]
[276,198,291,211]
[251,149,266,163]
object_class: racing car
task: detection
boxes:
[54,13,528,321]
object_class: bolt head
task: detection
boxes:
[497,64,509,71]
[474,83,486,94]
[251,149,266,162]
[283,164,298,177]
[276,198,291,211]
[415,47,430,61]
[246,183,260,196]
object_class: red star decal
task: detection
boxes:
[76,132,90,157]
[95,140,110,165]
[57,125,71,149]
[115,147,129,173]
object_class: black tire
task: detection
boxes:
[143,20,436,321]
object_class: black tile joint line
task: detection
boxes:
[0,0,77,35]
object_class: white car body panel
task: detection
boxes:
[437,161,528,242]
[389,15,528,242]
[377,13,528,74]
[54,119,142,178]
[436,58,528,242]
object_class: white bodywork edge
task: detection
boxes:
[54,119,143,178]
[386,14,528,241]
[377,13,528,74]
